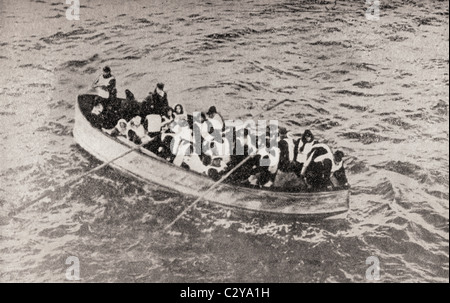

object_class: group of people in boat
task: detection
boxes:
[87,66,349,192]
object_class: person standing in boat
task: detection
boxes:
[92,66,116,100]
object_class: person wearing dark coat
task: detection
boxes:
[152,82,169,115]
[119,89,141,121]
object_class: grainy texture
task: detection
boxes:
[0,0,448,282]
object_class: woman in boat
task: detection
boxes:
[105,118,128,138]
[206,106,225,132]
[128,116,152,145]
[173,104,187,121]
[161,107,175,132]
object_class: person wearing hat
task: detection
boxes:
[152,82,169,115]
[92,66,116,99]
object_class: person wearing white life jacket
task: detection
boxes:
[301,145,348,191]
[206,106,225,131]
[247,138,280,188]
[164,118,192,161]
[127,116,151,145]
[105,119,128,138]
[291,129,318,178]
[92,66,116,99]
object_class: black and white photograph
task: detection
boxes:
[0,0,448,286]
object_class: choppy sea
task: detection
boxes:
[0,0,448,282]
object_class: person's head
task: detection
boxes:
[130,116,142,127]
[165,107,174,118]
[125,89,134,101]
[206,106,217,119]
[174,104,184,115]
[302,129,314,143]
[334,150,345,162]
[156,82,165,91]
[118,119,127,130]
[92,97,104,115]
[103,66,111,77]
[278,127,288,139]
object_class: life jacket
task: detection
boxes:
[95,75,115,98]
[314,152,344,174]
[295,140,317,164]
[115,119,128,137]
[145,114,162,133]
[128,117,147,139]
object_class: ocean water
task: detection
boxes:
[0,0,448,282]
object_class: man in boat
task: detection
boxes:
[118,89,141,121]
[92,66,116,100]
[140,83,169,117]
[300,144,349,191]
[88,96,119,130]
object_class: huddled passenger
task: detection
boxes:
[89,96,119,130]
[127,116,151,145]
[206,106,225,132]
[107,119,128,138]
[173,104,187,121]
[272,127,305,190]
[161,107,175,132]
[300,143,348,191]
[119,89,141,121]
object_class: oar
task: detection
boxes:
[5,145,141,221]
[163,98,293,231]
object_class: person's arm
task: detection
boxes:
[105,78,116,93]
[92,74,101,88]
[300,150,316,176]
